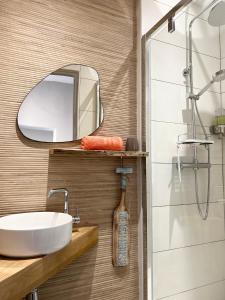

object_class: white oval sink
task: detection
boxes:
[0,212,72,258]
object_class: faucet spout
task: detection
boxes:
[48,188,80,224]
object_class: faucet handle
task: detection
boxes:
[72,208,80,224]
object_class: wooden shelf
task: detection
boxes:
[0,226,98,300]
[50,148,148,158]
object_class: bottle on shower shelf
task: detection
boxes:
[214,109,225,126]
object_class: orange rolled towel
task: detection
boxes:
[81,136,123,151]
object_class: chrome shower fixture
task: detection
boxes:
[191,69,225,100]
[180,0,225,220]
[213,69,225,81]
[208,1,225,27]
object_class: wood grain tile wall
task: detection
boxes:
[0,0,139,299]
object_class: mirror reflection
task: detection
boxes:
[17,64,103,142]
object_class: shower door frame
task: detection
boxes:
[141,1,192,299]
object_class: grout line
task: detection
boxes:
[151,161,224,166]
[151,162,222,166]
[150,119,215,129]
[152,200,225,208]
[156,278,225,300]
[150,118,215,127]
[153,239,225,254]
[151,78,221,95]
[151,38,221,60]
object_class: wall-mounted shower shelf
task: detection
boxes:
[50,148,149,158]
[0,226,98,300]
[177,161,211,169]
[177,139,214,145]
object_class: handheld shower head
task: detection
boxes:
[213,69,225,82]
[195,69,225,99]
[208,1,225,27]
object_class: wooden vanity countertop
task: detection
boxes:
[0,226,98,300]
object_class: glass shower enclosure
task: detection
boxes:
[144,0,225,299]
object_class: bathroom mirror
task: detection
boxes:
[17,64,103,142]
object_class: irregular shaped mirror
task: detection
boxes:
[17,64,103,142]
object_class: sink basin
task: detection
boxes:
[0,212,72,258]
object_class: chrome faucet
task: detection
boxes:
[48,188,80,224]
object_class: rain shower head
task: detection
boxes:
[196,69,225,99]
[208,1,225,27]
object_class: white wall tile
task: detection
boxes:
[191,17,220,58]
[192,51,220,93]
[153,202,225,252]
[154,12,220,58]
[151,80,220,126]
[221,27,225,60]
[150,39,220,92]
[143,0,213,30]
[151,80,188,124]
[151,121,191,163]
[164,280,225,300]
[197,133,222,165]
[151,163,223,207]
[221,58,225,93]
[151,121,221,164]
[184,0,216,21]
[150,39,187,85]
[196,89,221,126]
[151,11,187,48]
[222,139,225,167]
[153,241,225,299]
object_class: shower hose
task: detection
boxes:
[193,100,210,220]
